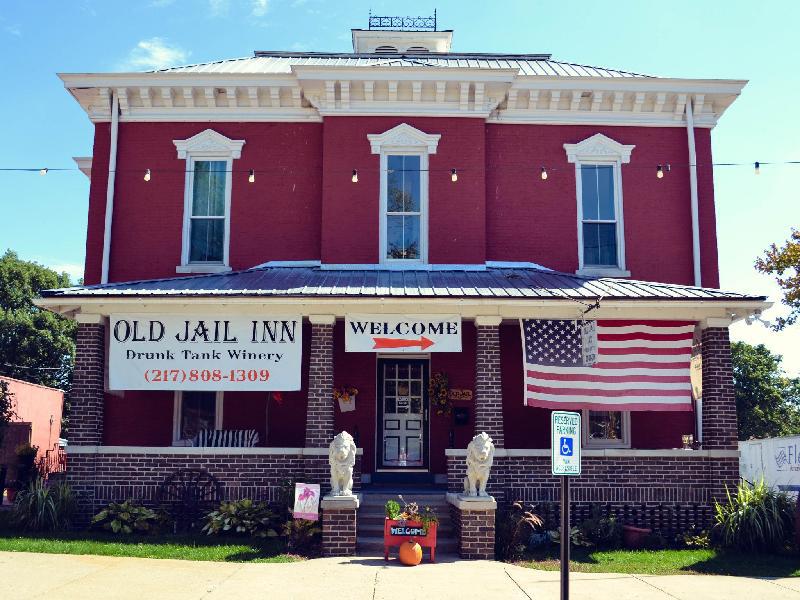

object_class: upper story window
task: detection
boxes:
[564,134,635,278]
[173,129,245,274]
[368,123,440,267]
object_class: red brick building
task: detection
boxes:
[41,20,767,557]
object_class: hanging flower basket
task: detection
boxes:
[333,386,358,413]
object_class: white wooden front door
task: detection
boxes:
[378,358,429,469]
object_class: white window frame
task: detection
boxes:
[172,390,224,446]
[582,409,631,449]
[173,129,245,274]
[564,133,635,278]
[368,123,440,268]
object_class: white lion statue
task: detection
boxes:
[463,432,495,497]
[328,431,357,496]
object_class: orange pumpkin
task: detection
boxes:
[398,540,423,566]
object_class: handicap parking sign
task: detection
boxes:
[551,411,581,476]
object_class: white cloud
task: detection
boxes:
[4,24,21,37]
[119,37,189,71]
[208,0,230,16]
[251,0,269,17]
[48,263,85,283]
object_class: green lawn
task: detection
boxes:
[518,547,800,577]
[0,531,302,563]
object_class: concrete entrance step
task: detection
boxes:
[356,535,459,554]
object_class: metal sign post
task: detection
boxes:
[551,411,581,600]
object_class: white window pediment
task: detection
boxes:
[563,133,635,164]
[174,128,245,159]
[368,123,441,155]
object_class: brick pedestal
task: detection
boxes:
[321,494,360,557]
[474,317,504,448]
[447,493,496,560]
[701,326,737,450]
[305,318,335,448]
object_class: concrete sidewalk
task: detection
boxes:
[1,551,798,600]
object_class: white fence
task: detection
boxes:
[739,435,800,495]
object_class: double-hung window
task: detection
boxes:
[386,154,423,261]
[368,123,440,267]
[580,164,618,268]
[174,129,245,274]
[173,390,223,445]
[582,409,631,449]
[564,134,635,277]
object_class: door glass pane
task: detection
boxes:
[387,155,420,212]
[410,363,421,379]
[581,165,615,221]
[410,381,421,396]
[385,397,396,413]
[384,363,396,379]
[583,223,617,267]
[410,397,422,413]
[192,161,227,216]
[189,218,224,263]
[397,363,409,379]
[180,391,216,440]
[588,411,623,440]
[385,380,396,397]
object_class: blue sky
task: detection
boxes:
[1,0,798,373]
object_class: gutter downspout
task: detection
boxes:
[686,97,701,287]
[101,90,119,284]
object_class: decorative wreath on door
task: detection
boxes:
[429,372,452,415]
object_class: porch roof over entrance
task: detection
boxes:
[42,265,766,303]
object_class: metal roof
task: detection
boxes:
[152,52,652,78]
[42,266,764,302]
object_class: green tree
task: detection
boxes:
[731,341,800,440]
[0,250,76,390]
[0,379,16,447]
[755,228,800,330]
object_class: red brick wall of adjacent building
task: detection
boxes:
[85,120,719,287]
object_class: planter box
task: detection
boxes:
[384,519,438,562]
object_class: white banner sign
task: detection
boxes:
[109,314,302,391]
[345,314,461,353]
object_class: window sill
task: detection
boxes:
[576,267,631,279]
[176,264,232,274]
[585,442,631,450]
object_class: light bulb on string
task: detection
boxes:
[754,161,760,175]
[450,168,458,182]
[351,169,358,183]
[39,168,48,176]
[248,169,255,183]
[144,168,151,182]
[656,165,665,179]
[540,166,548,181]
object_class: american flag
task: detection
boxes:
[521,319,694,411]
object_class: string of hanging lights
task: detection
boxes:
[3,160,799,183]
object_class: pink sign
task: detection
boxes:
[292,483,320,521]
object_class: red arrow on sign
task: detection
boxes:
[372,336,435,350]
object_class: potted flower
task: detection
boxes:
[383,495,439,563]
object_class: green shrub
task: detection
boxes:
[14,443,39,489]
[12,478,75,531]
[91,500,167,535]
[283,518,321,554]
[714,479,795,552]
[577,506,622,549]
[496,500,544,560]
[202,499,279,538]
[680,525,712,549]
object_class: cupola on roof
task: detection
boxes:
[351,11,453,54]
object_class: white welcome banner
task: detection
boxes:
[109,314,302,391]
[345,314,461,353]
